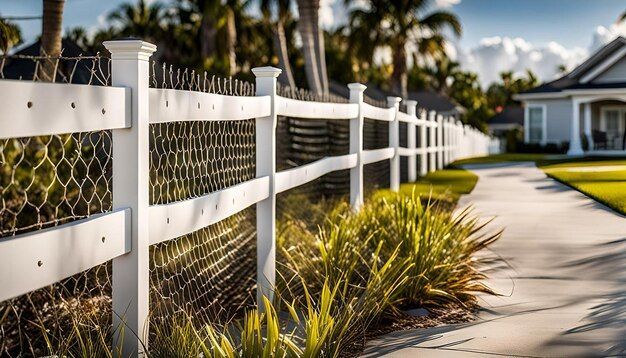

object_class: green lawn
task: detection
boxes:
[376,168,478,204]
[452,153,551,166]
[453,153,626,215]
[539,159,626,215]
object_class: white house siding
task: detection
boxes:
[526,98,573,144]
[593,55,626,83]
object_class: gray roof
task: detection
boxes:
[407,90,465,114]
[489,106,524,126]
[329,80,464,114]
[523,36,626,94]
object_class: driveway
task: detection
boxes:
[364,162,626,357]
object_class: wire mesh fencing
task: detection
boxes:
[0,52,399,355]
[0,53,111,85]
[0,54,114,357]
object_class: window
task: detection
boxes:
[528,106,544,143]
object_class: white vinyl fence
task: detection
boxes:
[0,39,497,356]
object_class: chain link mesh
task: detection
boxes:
[150,61,255,95]
[0,53,114,356]
[147,62,258,325]
[276,84,351,201]
[0,54,396,354]
[0,53,111,85]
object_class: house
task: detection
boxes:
[515,36,626,155]
[488,106,524,136]
[407,89,466,120]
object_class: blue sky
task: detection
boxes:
[452,0,624,49]
[2,0,625,85]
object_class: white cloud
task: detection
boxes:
[452,20,626,88]
[434,0,461,9]
[454,36,587,88]
[590,22,626,52]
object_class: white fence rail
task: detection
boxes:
[0,39,497,356]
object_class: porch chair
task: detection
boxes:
[592,130,607,150]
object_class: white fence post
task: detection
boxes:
[436,114,444,169]
[387,96,401,191]
[442,117,448,166]
[252,66,281,308]
[348,83,366,209]
[405,100,418,182]
[104,39,156,357]
[428,111,437,172]
[419,109,427,176]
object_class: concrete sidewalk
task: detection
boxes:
[364,162,626,357]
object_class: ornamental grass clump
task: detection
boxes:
[357,191,502,308]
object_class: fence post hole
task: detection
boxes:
[104,39,156,357]
[252,66,281,309]
[348,83,366,209]
[436,114,444,169]
[387,96,402,191]
[404,100,418,182]
[419,109,427,176]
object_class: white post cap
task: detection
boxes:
[252,66,282,78]
[348,83,367,91]
[103,39,157,61]
[387,96,402,105]
[404,100,418,107]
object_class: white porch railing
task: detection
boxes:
[0,39,496,356]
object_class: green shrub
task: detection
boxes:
[32,191,500,357]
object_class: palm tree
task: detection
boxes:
[108,0,165,44]
[425,57,461,94]
[40,0,65,81]
[64,26,88,51]
[176,0,249,75]
[0,18,22,54]
[296,0,325,94]
[260,0,296,88]
[619,10,626,23]
[349,0,461,99]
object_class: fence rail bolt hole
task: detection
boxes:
[71,102,76,109]
[37,260,43,267]
[27,101,33,108]
[102,236,106,243]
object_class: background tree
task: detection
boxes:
[349,0,461,99]
[296,0,328,94]
[40,0,65,81]
[424,57,461,94]
[486,70,538,111]
[0,18,22,54]
[260,0,296,87]
[108,0,165,44]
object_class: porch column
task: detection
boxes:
[583,102,593,151]
[567,99,584,155]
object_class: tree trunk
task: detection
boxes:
[200,10,217,63]
[226,7,237,76]
[296,0,323,94]
[273,19,296,88]
[40,0,65,82]
[391,38,408,99]
[310,0,328,94]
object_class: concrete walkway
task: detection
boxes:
[365,162,626,357]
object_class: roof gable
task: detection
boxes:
[520,36,626,96]
[568,37,626,79]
